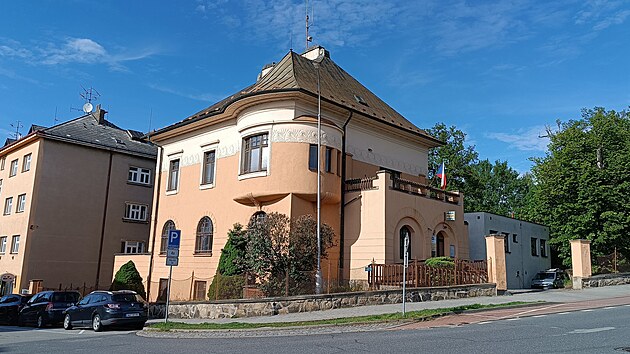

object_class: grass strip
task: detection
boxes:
[149,301,531,331]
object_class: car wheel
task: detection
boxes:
[63,314,73,330]
[36,315,45,328]
[92,314,103,332]
[133,322,145,330]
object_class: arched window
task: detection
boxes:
[399,226,412,260]
[195,217,213,254]
[160,220,176,254]
[249,211,267,226]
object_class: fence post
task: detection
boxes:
[414,259,419,287]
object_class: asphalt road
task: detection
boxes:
[1,304,629,353]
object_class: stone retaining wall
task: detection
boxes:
[150,283,496,319]
[582,272,630,288]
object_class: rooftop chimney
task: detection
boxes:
[94,104,107,125]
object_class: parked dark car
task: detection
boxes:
[63,290,148,332]
[18,291,81,327]
[531,268,567,289]
[0,294,33,325]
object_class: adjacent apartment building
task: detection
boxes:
[0,106,156,295]
[117,46,469,301]
[464,212,551,289]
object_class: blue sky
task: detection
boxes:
[1,1,629,172]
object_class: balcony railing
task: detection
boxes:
[367,259,488,290]
[345,177,377,192]
[392,176,460,204]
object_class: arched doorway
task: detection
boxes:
[436,232,446,257]
[399,226,412,261]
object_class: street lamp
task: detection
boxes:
[314,58,323,295]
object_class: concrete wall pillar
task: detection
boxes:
[570,239,592,290]
[485,234,507,291]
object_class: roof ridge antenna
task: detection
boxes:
[10,120,23,140]
[305,0,313,51]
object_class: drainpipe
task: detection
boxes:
[95,152,113,290]
[339,111,353,277]
[146,145,163,301]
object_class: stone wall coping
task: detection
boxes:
[583,272,630,281]
[161,283,496,306]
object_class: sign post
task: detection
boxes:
[402,234,409,316]
[165,230,180,323]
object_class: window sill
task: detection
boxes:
[194,251,213,257]
[122,218,149,224]
[127,181,152,188]
[199,183,215,190]
[165,189,178,196]
[238,171,267,180]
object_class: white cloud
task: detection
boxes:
[41,38,107,65]
[487,125,550,152]
[148,83,225,103]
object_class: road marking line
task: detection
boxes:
[477,321,492,325]
[506,318,520,321]
[79,330,85,334]
[532,315,547,318]
[581,309,594,312]
[568,327,615,334]
[497,304,564,320]
[557,312,570,315]
[603,307,616,310]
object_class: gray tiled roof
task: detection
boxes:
[153,48,442,147]
[40,111,157,158]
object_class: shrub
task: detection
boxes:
[110,261,146,299]
[207,274,245,300]
[217,223,248,276]
[425,256,455,268]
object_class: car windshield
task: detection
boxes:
[112,294,142,303]
[52,292,80,302]
[534,272,555,280]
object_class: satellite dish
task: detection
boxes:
[82,102,93,113]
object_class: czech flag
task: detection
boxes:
[436,162,446,190]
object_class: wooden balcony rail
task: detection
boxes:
[392,176,460,204]
[367,259,488,290]
[345,177,377,192]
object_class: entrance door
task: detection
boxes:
[436,234,445,257]
[0,273,15,295]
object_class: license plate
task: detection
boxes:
[125,313,140,317]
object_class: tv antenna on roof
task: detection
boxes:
[305,0,313,50]
[10,120,23,140]
[80,86,100,113]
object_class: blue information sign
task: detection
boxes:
[168,230,181,249]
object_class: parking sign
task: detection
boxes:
[168,230,181,249]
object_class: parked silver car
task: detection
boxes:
[531,269,567,289]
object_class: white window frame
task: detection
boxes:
[166,158,180,193]
[124,241,145,254]
[200,149,217,188]
[22,154,31,172]
[16,194,26,213]
[0,179,3,196]
[0,236,6,254]
[10,235,19,254]
[3,197,12,215]
[240,132,269,175]
[124,203,148,222]
[128,166,151,185]
[0,157,5,171]
[9,159,18,177]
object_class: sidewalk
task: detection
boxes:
[147,284,630,325]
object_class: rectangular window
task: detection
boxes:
[10,235,19,254]
[540,239,548,257]
[22,154,31,172]
[337,151,342,176]
[0,179,2,196]
[9,159,18,177]
[241,133,269,174]
[128,166,151,185]
[0,157,5,170]
[325,147,332,173]
[193,281,207,301]
[124,241,145,254]
[167,159,180,191]
[308,144,317,171]
[201,150,216,185]
[503,232,510,253]
[3,197,12,215]
[124,203,148,221]
[531,237,539,257]
[0,236,6,253]
[16,194,26,213]
[513,234,518,243]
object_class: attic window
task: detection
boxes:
[353,94,368,107]
[115,138,125,145]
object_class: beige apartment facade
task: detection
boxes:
[0,107,156,295]
[119,47,469,302]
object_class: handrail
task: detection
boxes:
[345,177,377,192]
